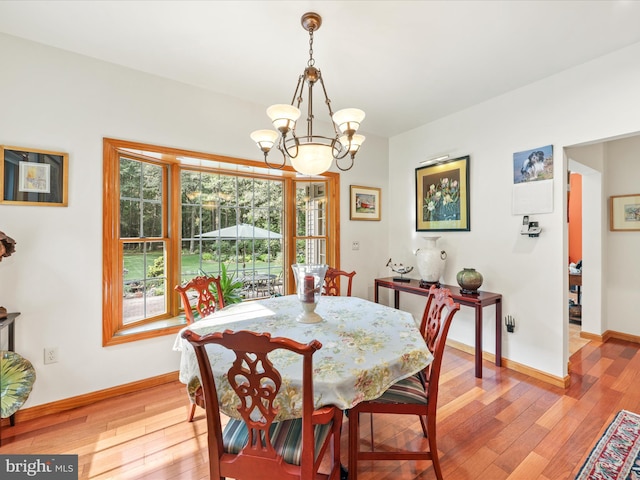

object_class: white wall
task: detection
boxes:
[388,41,640,379]
[603,136,640,335]
[0,33,389,407]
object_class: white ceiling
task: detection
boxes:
[1,1,640,137]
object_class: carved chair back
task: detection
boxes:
[175,275,224,325]
[419,285,461,414]
[182,329,342,480]
[323,267,356,297]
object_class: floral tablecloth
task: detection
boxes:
[173,295,432,420]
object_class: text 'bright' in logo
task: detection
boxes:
[1,455,78,479]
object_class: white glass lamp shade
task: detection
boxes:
[266,104,301,133]
[332,108,365,134]
[250,129,279,152]
[291,144,334,175]
[339,134,366,154]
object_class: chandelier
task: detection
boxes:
[250,12,365,175]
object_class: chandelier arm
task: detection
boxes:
[263,146,287,170]
[335,154,355,171]
[281,135,300,159]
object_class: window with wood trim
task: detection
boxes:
[103,138,340,346]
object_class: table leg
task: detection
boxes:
[374,283,379,303]
[495,299,502,367]
[9,321,14,352]
[475,306,482,378]
[394,290,400,309]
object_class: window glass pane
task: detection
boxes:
[296,184,308,236]
[181,204,200,240]
[143,201,162,237]
[295,180,328,267]
[142,162,162,200]
[295,238,326,265]
[296,182,326,236]
[180,170,284,301]
[219,176,237,206]
[120,157,141,198]
[120,199,140,238]
[120,157,165,239]
[181,170,201,203]
[122,241,166,324]
[237,177,253,206]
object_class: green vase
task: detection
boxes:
[456,268,483,294]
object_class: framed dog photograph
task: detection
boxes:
[0,146,68,206]
[513,145,553,184]
[416,155,470,231]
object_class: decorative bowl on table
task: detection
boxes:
[291,263,328,323]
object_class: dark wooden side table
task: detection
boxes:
[374,278,502,378]
[0,311,21,446]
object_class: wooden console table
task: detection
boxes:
[0,312,21,446]
[375,278,502,378]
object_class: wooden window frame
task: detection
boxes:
[103,138,340,346]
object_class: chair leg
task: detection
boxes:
[348,409,359,480]
[427,414,443,480]
[187,403,196,422]
[418,414,428,437]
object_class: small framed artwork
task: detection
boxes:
[0,146,68,206]
[610,194,640,231]
[350,185,381,221]
[416,155,470,231]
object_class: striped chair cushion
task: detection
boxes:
[373,372,428,405]
[223,417,334,465]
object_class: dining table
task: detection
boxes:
[173,294,433,421]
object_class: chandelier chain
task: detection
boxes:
[307,29,315,67]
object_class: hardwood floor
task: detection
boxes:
[1,337,637,480]
[569,322,590,355]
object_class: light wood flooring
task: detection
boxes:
[569,322,590,355]
[1,336,636,480]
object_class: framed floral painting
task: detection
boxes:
[416,155,470,231]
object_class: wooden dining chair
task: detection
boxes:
[323,267,356,296]
[175,275,225,325]
[175,275,225,422]
[348,285,460,480]
[182,329,343,480]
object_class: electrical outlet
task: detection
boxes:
[44,347,58,364]
[352,241,360,250]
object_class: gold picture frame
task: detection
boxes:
[0,146,68,206]
[610,194,640,231]
[350,185,381,221]
[416,155,470,231]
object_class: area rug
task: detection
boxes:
[576,410,640,479]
